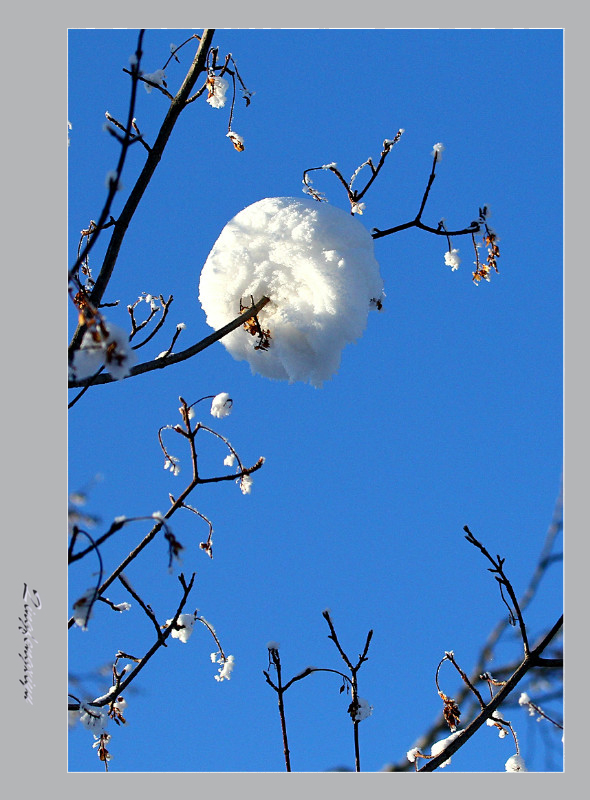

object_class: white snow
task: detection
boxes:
[505,754,528,772]
[210,392,233,418]
[444,248,461,271]
[70,321,136,381]
[198,197,385,387]
[166,612,196,643]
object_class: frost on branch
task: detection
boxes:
[199,196,385,387]
[69,319,136,382]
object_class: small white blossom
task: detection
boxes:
[224,453,236,467]
[444,248,461,271]
[432,142,445,160]
[177,322,186,330]
[505,754,528,772]
[207,75,229,108]
[351,202,366,215]
[210,392,233,418]
[142,68,166,93]
[518,692,531,706]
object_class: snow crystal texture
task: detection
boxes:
[199,197,384,387]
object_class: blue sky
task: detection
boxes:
[67,28,563,772]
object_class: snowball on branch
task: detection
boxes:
[431,142,445,160]
[430,730,462,767]
[353,697,373,721]
[69,321,136,381]
[212,653,235,681]
[444,248,461,271]
[505,754,528,772]
[199,197,385,387]
[206,74,229,108]
[79,707,109,733]
[165,612,197,643]
[210,392,233,418]
[142,68,166,93]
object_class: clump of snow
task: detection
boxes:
[165,612,196,643]
[206,74,229,108]
[444,248,461,271]
[505,754,528,772]
[353,697,374,722]
[142,68,166,93]
[69,321,136,381]
[198,197,385,387]
[210,392,233,418]
[430,730,462,767]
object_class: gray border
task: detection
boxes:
[6,4,577,794]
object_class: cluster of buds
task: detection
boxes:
[93,732,112,768]
[439,690,461,732]
[205,51,251,152]
[472,207,501,284]
[240,297,272,351]
[227,130,245,152]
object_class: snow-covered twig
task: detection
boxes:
[68,296,271,389]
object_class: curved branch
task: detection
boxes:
[372,219,480,240]
[68,573,196,711]
[418,615,563,772]
[371,152,480,241]
[386,492,563,771]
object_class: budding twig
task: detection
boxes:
[464,525,530,657]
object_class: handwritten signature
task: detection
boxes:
[18,583,41,705]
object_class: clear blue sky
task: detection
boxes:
[68,28,563,772]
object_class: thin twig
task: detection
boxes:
[68,30,146,283]
[68,295,270,389]
[69,29,215,358]
[418,615,563,771]
[464,525,530,657]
